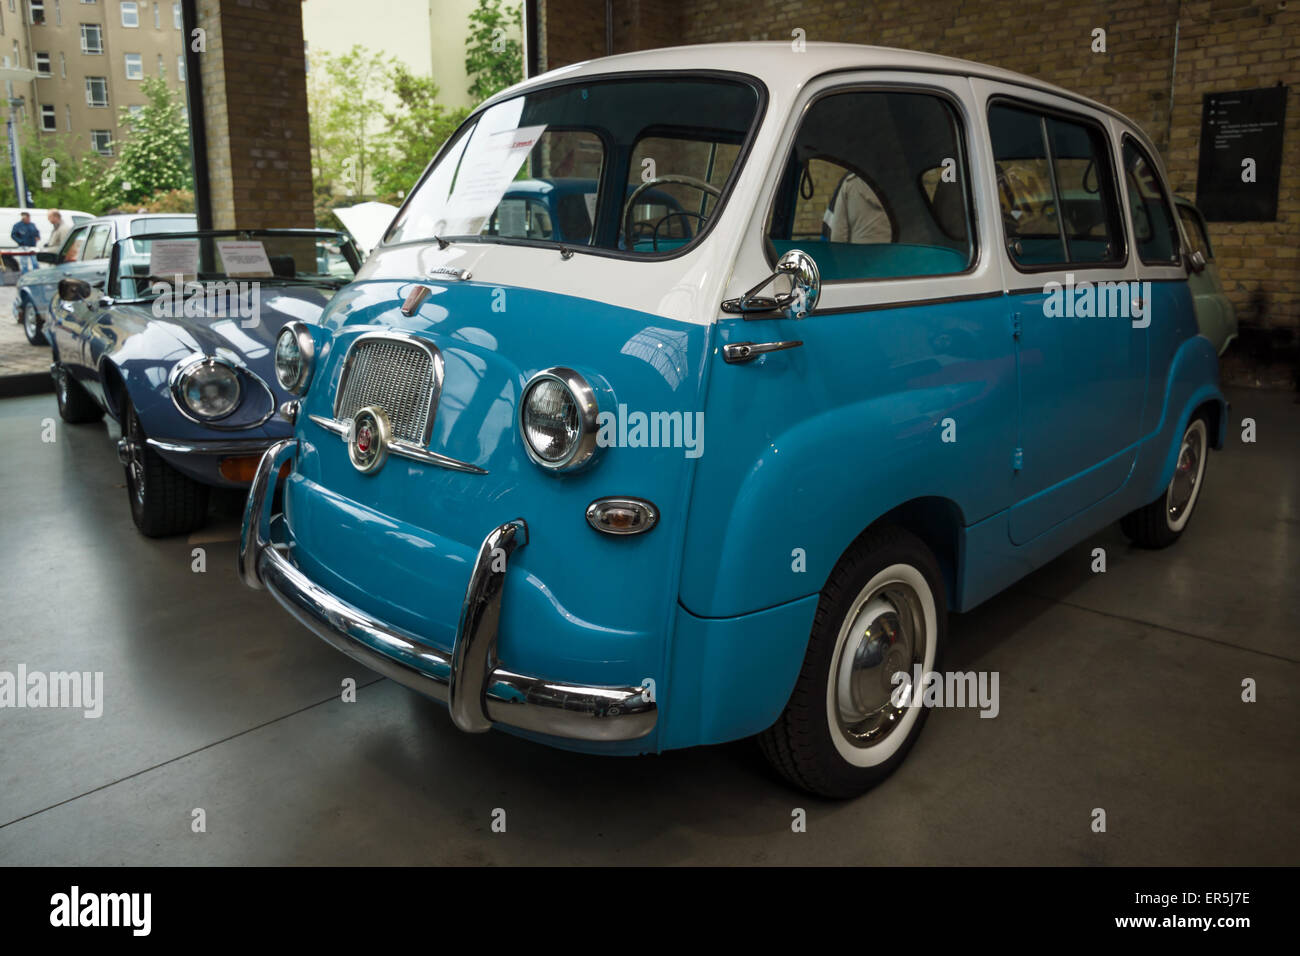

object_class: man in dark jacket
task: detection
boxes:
[10,212,40,272]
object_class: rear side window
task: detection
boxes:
[767,89,974,282]
[82,224,112,260]
[990,102,1125,269]
[1122,138,1181,264]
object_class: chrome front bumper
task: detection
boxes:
[239,439,657,743]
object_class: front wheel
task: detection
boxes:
[21,299,46,346]
[759,525,946,798]
[121,401,210,537]
[1120,415,1209,549]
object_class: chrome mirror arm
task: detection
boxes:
[720,248,821,320]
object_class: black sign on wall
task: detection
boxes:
[1195,86,1287,222]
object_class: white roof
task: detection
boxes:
[492,41,1129,127]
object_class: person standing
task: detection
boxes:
[10,211,40,272]
[43,209,71,256]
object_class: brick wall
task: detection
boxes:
[539,0,1300,336]
[197,0,315,229]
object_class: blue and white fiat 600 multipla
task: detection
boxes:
[241,43,1225,797]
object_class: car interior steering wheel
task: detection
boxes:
[623,175,722,251]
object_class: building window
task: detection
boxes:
[58,51,65,77]
[85,75,108,106]
[40,104,56,131]
[80,23,103,53]
[30,0,45,24]
[127,103,142,123]
[125,52,143,79]
[120,1,136,27]
[91,129,112,156]
[35,51,50,75]
[152,3,157,28]
[65,104,71,130]
[55,0,62,26]
[177,53,184,81]
[173,2,180,29]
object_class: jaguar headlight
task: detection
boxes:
[519,367,599,472]
[172,356,242,421]
[274,321,315,394]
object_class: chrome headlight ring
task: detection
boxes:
[274,321,316,395]
[518,367,601,473]
[169,353,243,423]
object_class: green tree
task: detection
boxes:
[307,46,388,206]
[465,0,523,103]
[370,65,470,205]
[0,124,108,213]
[93,77,193,209]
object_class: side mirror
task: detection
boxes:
[1187,249,1207,274]
[721,248,822,320]
[36,252,59,265]
[57,277,93,302]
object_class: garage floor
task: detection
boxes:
[0,387,1296,865]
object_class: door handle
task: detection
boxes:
[722,340,803,364]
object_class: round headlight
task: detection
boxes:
[519,368,599,471]
[274,321,315,394]
[175,357,242,420]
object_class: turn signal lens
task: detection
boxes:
[586,497,659,535]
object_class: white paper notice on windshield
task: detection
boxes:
[216,240,275,278]
[148,239,199,280]
[439,123,547,237]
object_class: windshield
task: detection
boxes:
[385,74,762,256]
[112,231,360,299]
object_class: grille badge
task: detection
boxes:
[348,406,391,474]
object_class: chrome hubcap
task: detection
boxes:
[23,304,37,337]
[1167,429,1203,522]
[834,581,927,748]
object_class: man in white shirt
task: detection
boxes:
[826,174,892,244]
[43,210,71,253]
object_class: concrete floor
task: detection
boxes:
[0,387,1296,865]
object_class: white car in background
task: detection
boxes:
[0,206,94,278]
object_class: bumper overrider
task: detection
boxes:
[238,439,657,742]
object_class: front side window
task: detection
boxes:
[767,89,974,281]
[1122,137,1180,264]
[385,74,761,258]
[60,226,89,262]
[990,102,1125,269]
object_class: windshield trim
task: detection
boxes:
[379,68,770,264]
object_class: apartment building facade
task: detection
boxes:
[1,0,186,158]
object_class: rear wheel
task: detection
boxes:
[53,363,103,424]
[121,401,209,537]
[1120,416,1209,549]
[21,299,45,346]
[759,525,946,798]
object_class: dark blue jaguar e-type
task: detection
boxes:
[46,228,360,536]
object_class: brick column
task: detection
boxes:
[195,0,314,229]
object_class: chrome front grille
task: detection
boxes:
[334,335,442,445]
